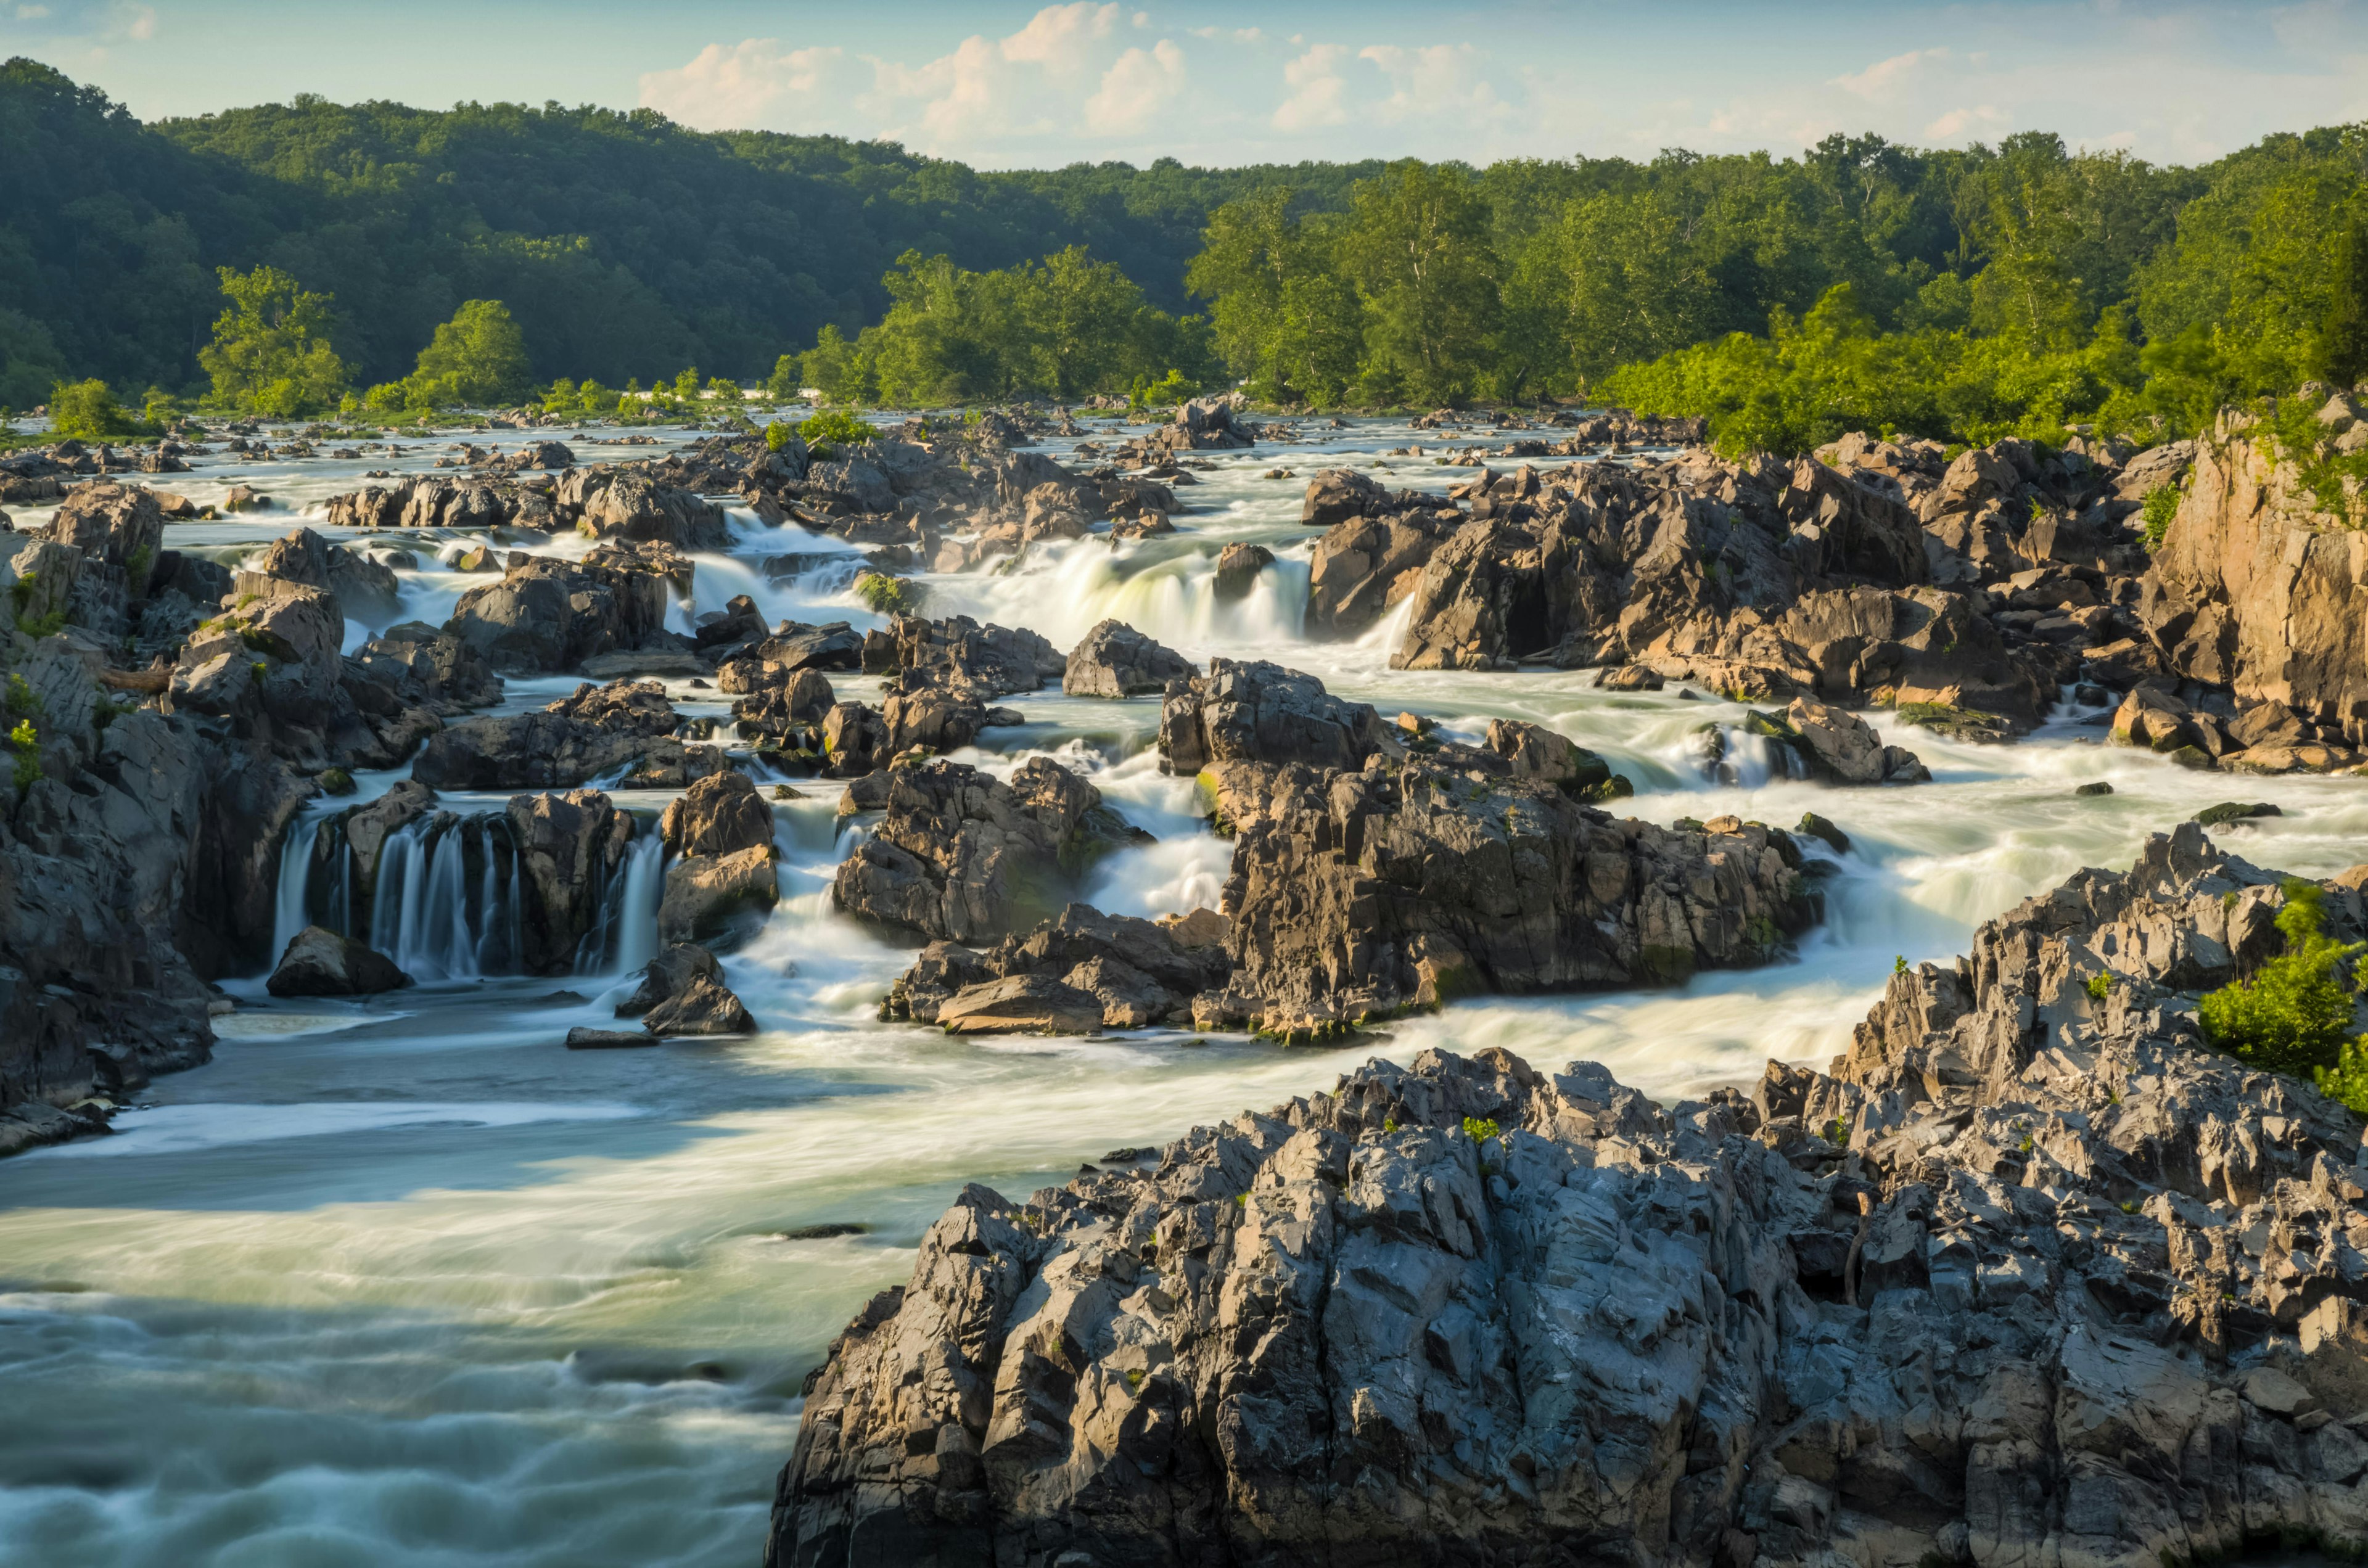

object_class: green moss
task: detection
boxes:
[318,766,356,796]
[1639,943,1697,985]
[1895,702,2012,744]
[852,571,922,616]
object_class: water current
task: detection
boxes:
[3,414,2364,1566]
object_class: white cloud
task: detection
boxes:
[638,40,846,131]
[1357,42,1512,129]
[1085,39,1186,134]
[997,2,1118,74]
[1925,104,2007,140]
[1273,42,1350,130]
[1832,47,1948,99]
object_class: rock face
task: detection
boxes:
[769,827,2368,1568]
[234,527,400,624]
[659,769,774,860]
[265,925,411,996]
[563,469,730,549]
[833,760,1147,945]
[504,789,633,974]
[414,679,720,790]
[1063,620,1192,699]
[444,550,675,675]
[1159,659,1391,778]
[2139,414,2368,749]
[1777,697,1931,785]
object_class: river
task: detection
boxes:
[2,414,2362,1566]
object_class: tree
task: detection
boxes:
[46,377,146,440]
[406,299,532,408]
[198,265,348,416]
[2201,882,2364,1076]
[1337,162,1503,406]
[2314,219,2368,390]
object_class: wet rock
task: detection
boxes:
[2076,780,2115,796]
[1481,717,1616,798]
[693,594,769,651]
[935,973,1104,1035]
[505,789,633,974]
[1782,696,1931,784]
[623,941,758,1036]
[657,844,778,950]
[1796,810,1850,851]
[834,760,1147,945]
[1211,541,1275,602]
[1592,663,1664,691]
[414,680,719,791]
[232,527,400,623]
[715,622,867,690]
[565,1027,658,1049]
[771,827,2368,1568]
[444,551,673,675]
[1157,658,1391,776]
[264,924,412,996]
[885,903,1230,1029]
[660,769,775,860]
[2192,800,2280,827]
[1063,619,1192,699]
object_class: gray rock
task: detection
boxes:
[414,680,720,791]
[1063,620,1193,699]
[265,924,411,996]
[1158,658,1389,776]
[565,1027,657,1049]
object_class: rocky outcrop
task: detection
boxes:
[1212,541,1275,602]
[615,942,756,1036]
[561,468,731,549]
[768,827,2368,1568]
[413,679,720,790]
[1158,659,1392,778]
[884,614,1064,700]
[2138,411,2368,753]
[833,760,1149,945]
[504,789,633,974]
[883,903,1231,1031]
[1305,505,1466,638]
[1772,697,1930,784]
[48,481,163,592]
[1215,759,1819,1029]
[656,771,779,949]
[234,527,400,624]
[265,925,411,996]
[1063,620,1192,699]
[443,549,675,675]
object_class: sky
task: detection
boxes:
[4,1,2365,170]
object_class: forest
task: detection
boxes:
[4,54,2365,453]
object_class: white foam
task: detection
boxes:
[41,1100,643,1159]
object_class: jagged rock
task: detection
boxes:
[657,844,778,948]
[618,942,757,1035]
[563,469,730,549]
[265,925,411,996]
[1481,717,1616,798]
[1217,757,1819,1028]
[771,827,2368,1568]
[1781,697,1931,784]
[323,474,553,533]
[345,620,501,715]
[821,702,889,779]
[504,789,632,974]
[233,527,400,623]
[884,903,1231,1029]
[935,974,1104,1035]
[1304,507,1464,638]
[444,551,673,675]
[1211,541,1275,602]
[1158,659,1391,777]
[833,760,1147,945]
[413,679,720,790]
[1592,663,1664,691]
[660,769,775,859]
[731,667,836,736]
[716,622,867,691]
[1064,619,1192,699]
[693,593,768,650]
[48,482,162,591]
[886,614,1064,699]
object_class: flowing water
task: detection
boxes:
[4,416,2367,1566]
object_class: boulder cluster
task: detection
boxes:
[772,826,2368,1568]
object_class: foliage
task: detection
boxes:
[2316,218,2368,390]
[403,299,531,409]
[2200,882,2364,1075]
[1460,1115,1502,1146]
[197,264,348,416]
[46,376,147,440]
[852,571,921,615]
[797,407,874,457]
[2140,484,2181,549]
[7,716,36,790]
[4,671,43,718]
[2087,972,2112,1001]
[2315,1036,2368,1115]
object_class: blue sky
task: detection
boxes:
[4,1,2364,168]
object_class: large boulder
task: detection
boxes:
[264,925,411,996]
[443,551,673,675]
[234,527,400,623]
[563,469,731,550]
[1780,696,1930,784]
[413,679,720,790]
[886,614,1064,699]
[657,845,778,949]
[504,789,633,974]
[832,760,1146,945]
[48,482,163,591]
[1305,508,1465,638]
[771,829,2368,1568]
[615,942,757,1036]
[715,622,866,691]
[884,903,1231,1030]
[1158,659,1391,776]
[1063,620,1194,699]
[659,769,774,859]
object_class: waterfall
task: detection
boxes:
[577,825,664,977]
[271,815,323,958]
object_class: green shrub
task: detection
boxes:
[852,571,921,615]
[17,607,65,638]
[48,377,148,440]
[4,673,43,719]
[2087,972,2111,1001]
[2140,484,2181,549]
[1460,1115,1502,1146]
[7,718,37,790]
[764,419,797,452]
[2200,882,2364,1076]
[799,407,874,459]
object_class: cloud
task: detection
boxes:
[1925,103,2008,140]
[1357,42,1512,128]
[638,40,846,131]
[1085,39,1186,134]
[1832,46,1948,99]
[1273,42,1350,130]
[997,2,1119,74]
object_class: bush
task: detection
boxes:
[799,407,874,459]
[2200,882,2364,1075]
[764,419,798,452]
[7,718,37,790]
[2140,484,2180,549]
[4,672,43,718]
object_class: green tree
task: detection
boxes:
[46,377,147,440]
[1338,162,1503,406]
[197,265,348,416]
[405,299,532,408]
[2201,883,2364,1076]
[2314,218,2368,390]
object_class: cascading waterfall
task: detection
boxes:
[577,827,665,977]
[270,815,323,959]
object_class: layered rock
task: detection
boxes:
[769,827,2368,1568]
[413,679,720,790]
[883,903,1231,1032]
[233,527,400,624]
[1158,659,1392,778]
[833,760,1149,945]
[504,789,633,974]
[656,770,779,949]
[443,549,675,675]
[615,942,757,1036]
[1064,620,1192,699]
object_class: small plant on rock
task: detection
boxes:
[7,718,38,790]
[2200,881,2363,1078]
[2086,972,2111,1001]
